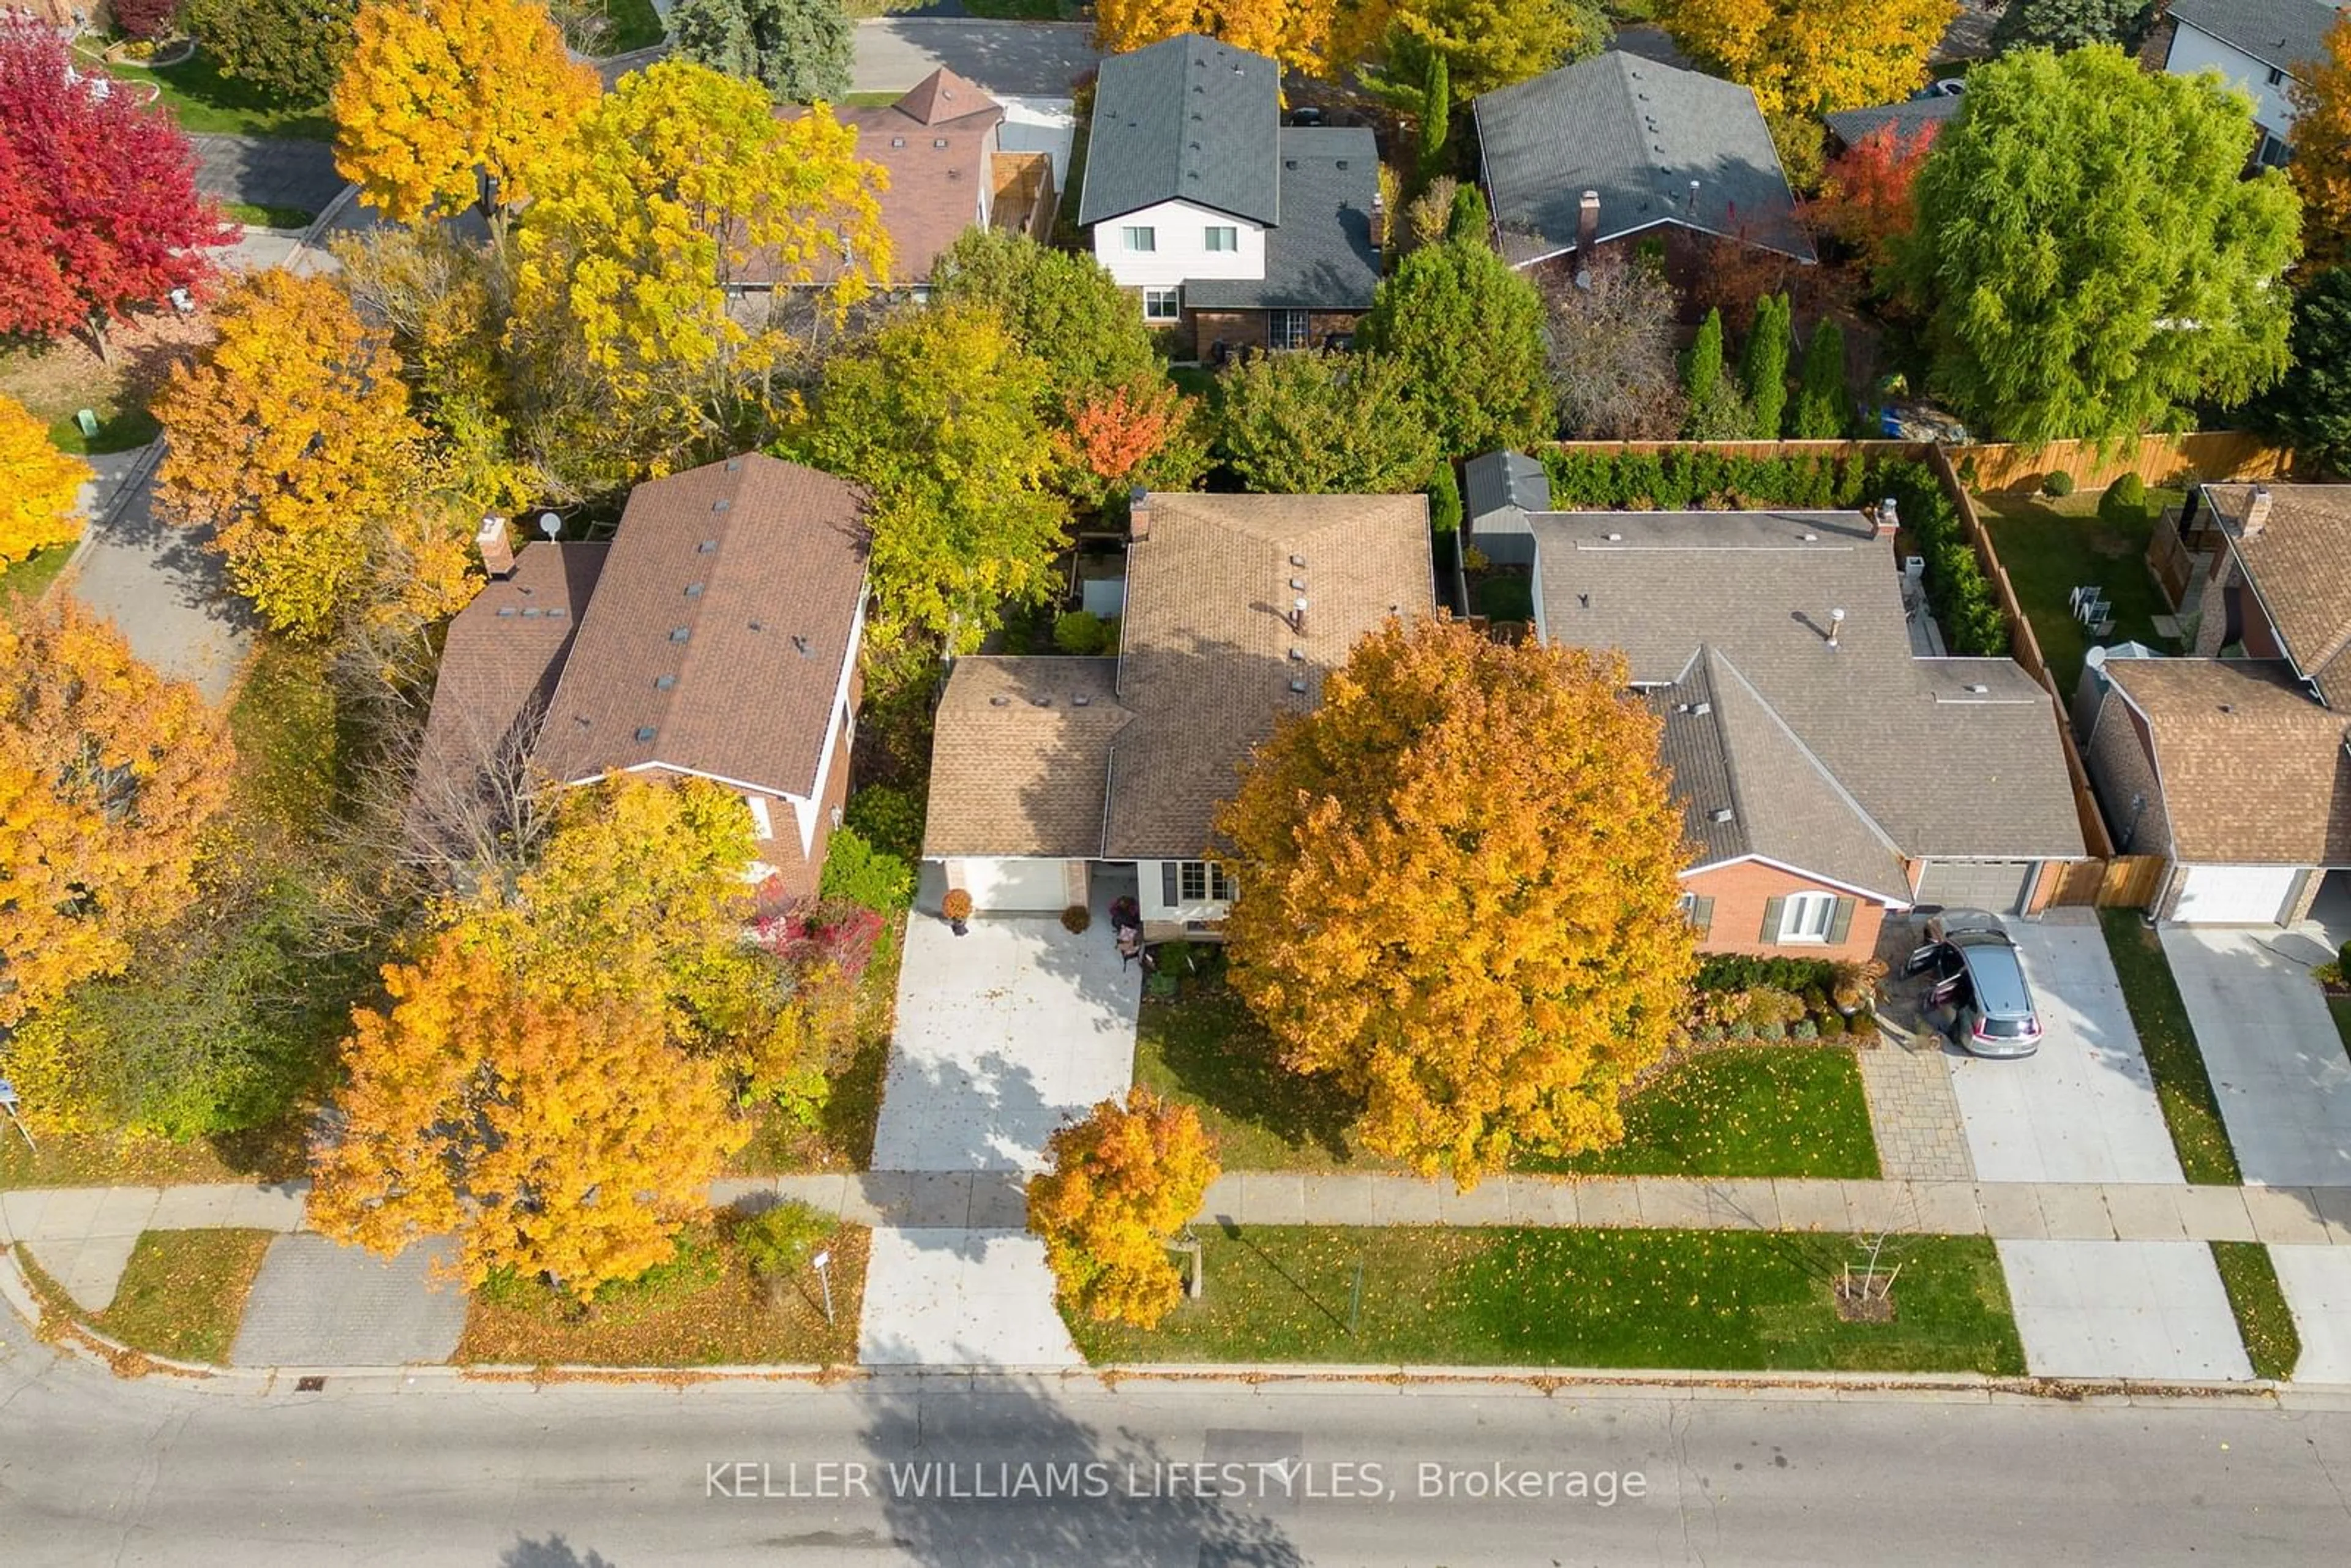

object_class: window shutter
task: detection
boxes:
[1759,895,1785,943]
[1828,897,1855,945]
[1689,896,1714,939]
[1160,861,1179,906]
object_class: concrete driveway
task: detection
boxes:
[852,18,1097,95]
[869,871,1140,1174]
[2162,927,2351,1187]
[65,446,251,704]
[1998,1239,2251,1381]
[2273,1245,2351,1382]
[1946,917,2183,1184]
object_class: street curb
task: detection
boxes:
[294,182,359,256]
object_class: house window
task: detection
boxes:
[1175,860,1237,904]
[1679,893,1714,939]
[1143,286,1181,322]
[1123,226,1157,252]
[1205,225,1238,252]
[1777,892,1835,943]
[1269,309,1310,349]
[744,794,773,839]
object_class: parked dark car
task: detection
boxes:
[1906,909,2043,1057]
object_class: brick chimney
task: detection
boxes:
[1872,496,1900,540]
[2241,486,2274,539]
[475,514,515,579]
[1577,190,1600,255]
[1128,486,1150,542]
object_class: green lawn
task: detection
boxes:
[89,1229,276,1364]
[1070,1226,2025,1373]
[48,403,159,458]
[222,201,315,231]
[1135,993,1880,1179]
[839,91,907,107]
[1,544,73,609]
[1521,1048,1880,1179]
[83,48,335,141]
[1976,489,2181,694]
[1473,572,1534,622]
[2211,1240,2301,1381]
[2099,909,2242,1185]
[1169,365,1218,398]
[2328,995,2351,1059]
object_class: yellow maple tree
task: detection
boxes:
[1095,0,1346,79]
[333,0,599,226]
[1665,0,1955,116]
[152,270,477,640]
[1028,1088,1221,1328]
[2293,15,2351,268]
[1215,617,1694,1187]
[0,394,89,571]
[0,600,234,1028]
[309,927,746,1295]
[510,60,888,471]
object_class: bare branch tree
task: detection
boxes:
[1542,252,1687,440]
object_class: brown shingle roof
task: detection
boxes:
[2104,657,2351,865]
[923,658,1131,857]
[765,69,1002,288]
[2207,484,2351,686]
[1105,492,1436,859]
[1651,645,1911,901]
[534,455,868,801]
[1527,509,2085,861]
[410,541,606,843]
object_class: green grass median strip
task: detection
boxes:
[1069,1226,2024,1375]
[2211,1241,2300,1381]
[2099,909,2243,1185]
[222,201,316,230]
[95,1229,276,1364]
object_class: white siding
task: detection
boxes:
[1140,859,1234,924]
[2167,24,2300,139]
[1089,198,1267,289]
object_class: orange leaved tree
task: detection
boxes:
[1095,0,1344,78]
[1029,1088,1221,1329]
[0,601,234,1028]
[2293,14,2351,269]
[310,927,746,1296]
[333,0,599,226]
[1215,616,1694,1187]
[0,392,89,569]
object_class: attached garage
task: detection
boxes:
[950,858,1084,914]
[2172,864,2301,925]
[1914,860,2038,915]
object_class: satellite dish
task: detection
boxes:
[538,512,561,539]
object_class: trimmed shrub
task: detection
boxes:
[1428,460,1463,535]
[1061,904,1092,934]
[737,1199,835,1283]
[820,828,915,912]
[2099,472,2148,522]
[1054,610,1111,655]
[942,888,973,921]
[2041,470,2075,497]
[1792,1019,1820,1040]
[1818,1011,1848,1038]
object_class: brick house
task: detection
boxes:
[413,454,870,899]
[1076,33,1382,357]
[1526,507,2087,959]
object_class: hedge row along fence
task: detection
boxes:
[1536,445,2009,657]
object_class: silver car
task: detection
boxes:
[1905,909,2044,1058]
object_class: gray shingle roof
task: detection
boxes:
[1183,127,1381,311]
[1464,449,1551,533]
[2167,0,2339,74]
[1526,509,2083,863]
[1078,32,1280,227]
[1472,50,1814,268]
[1823,94,1963,150]
[1651,647,1911,902]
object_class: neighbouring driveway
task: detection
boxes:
[1946,917,2183,1184]
[231,1235,466,1368]
[66,446,251,704]
[2162,928,2351,1187]
[2272,1246,2351,1383]
[1998,1240,2252,1381]
[852,18,1097,96]
[869,869,1141,1174]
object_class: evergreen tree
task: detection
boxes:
[1419,53,1451,180]
[1789,318,1850,438]
[1741,293,1793,438]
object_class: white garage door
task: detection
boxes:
[1914,860,2038,915]
[2173,864,2299,925]
[957,859,1073,913]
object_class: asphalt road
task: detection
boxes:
[851,18,1097,96]
[6,1314,2351,1566]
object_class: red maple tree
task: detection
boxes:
[1057,381,1186,493]
[0,25,234,359]
[1811,122,1938,283]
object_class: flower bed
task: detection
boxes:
[1688,953,1881,1044]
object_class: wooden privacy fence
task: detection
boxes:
[1955,432,2292,495]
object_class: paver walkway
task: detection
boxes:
[231,1234,466,1368]
[1856,1038,1974,1181]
